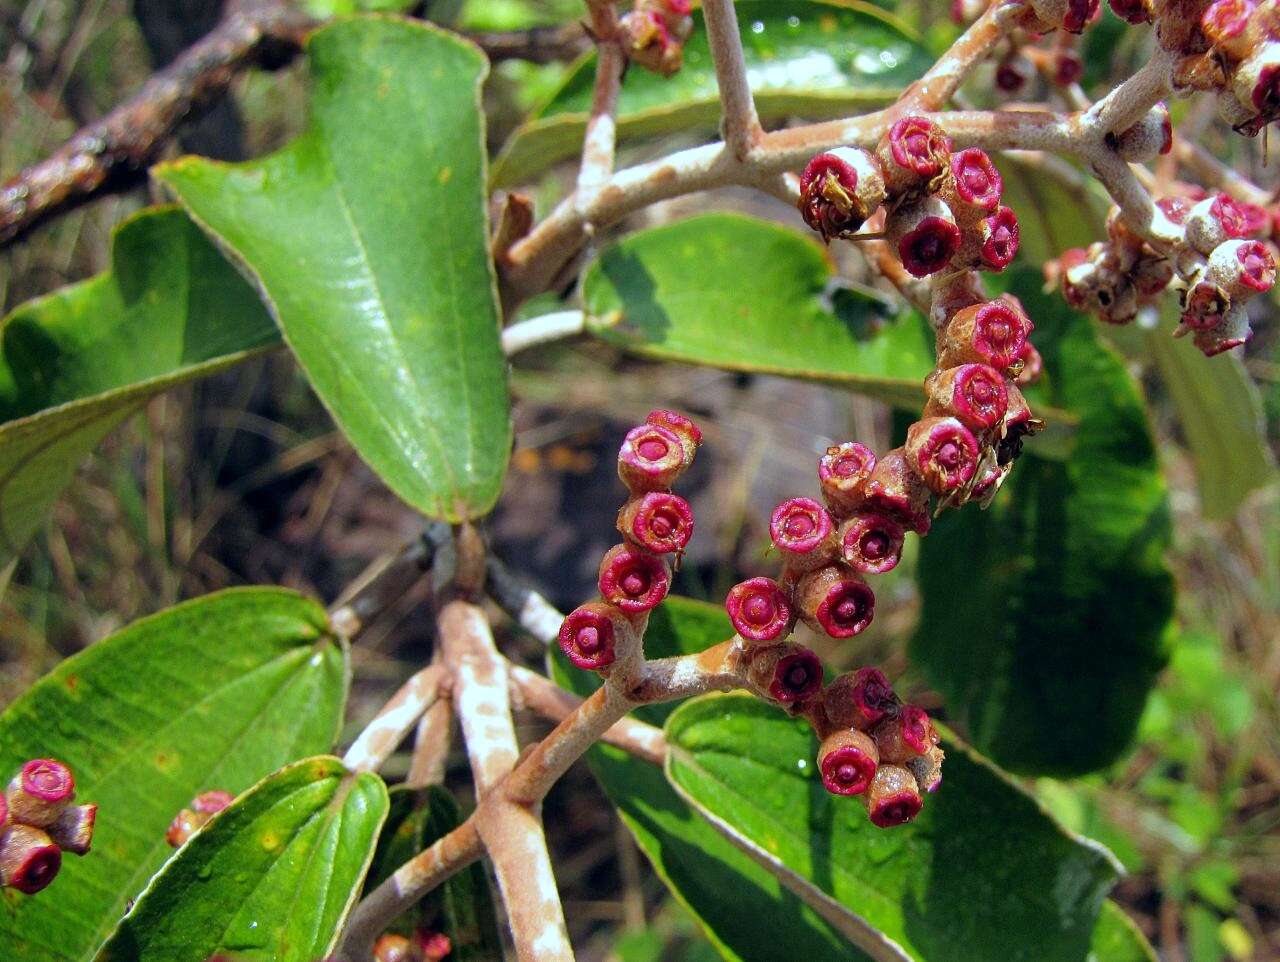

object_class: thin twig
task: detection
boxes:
[501,310,587,356]
[577,0,626,213]
[342,665,447,774]
[465,23,589,64]
[701,0,763,159]
[486,554,565,644]
[328,523,448,638]
[0,0,315,247]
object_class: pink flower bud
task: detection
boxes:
[796,566,876,639]
[1208,238,1276,296]
[881,116,951,192]
[373,933,419,962]
[0,823,62,894]
[995,52,1033,92]
[817,441,877,518]
[193,790,234,816]
[838,512,905,574]
[1202,0,1255,57]
[1186,193,1250,254]
[725,577,794,643]
[617,423,687,493]
[924,363,1009,431]
[798,147,887,241]
[749,643,825,706]
[818,729,879,796]
[889,197,961,278]
[645,409,702,462]
[906,417,979,494]
[865,765,923,828]
[598,544,670,613]
[1014,341,1044,386]
[1063,0,1100,32]
[824,667,900,731]
[7,759,75,828]
[1113,102,1173,162]
[872,705,939,763]
[618,491,695,554]
[938,298,1032,370]
[1109,0,1152,22]
[414,929,453,962]
[49,803,97,856]
[769,497,837,572]
[1192,303,1253,356]
[1237,202,1269,236]
[907,745,946,793]
[949,148,1003,213]
[861,448,931,535]
[558,602,621,670]
[978,206,1020,271]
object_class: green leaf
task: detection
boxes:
[581,213,935,410]
[96,757,387,962]
[913,268,1173,776]
[157,19,512,523]
[1090,902,1157,962]
[493,0,932,185]
[364,786,502,960]
[997,155,1108,267]
[0,588,348,962]
[1143,315,1276,519]
[0,207,278,567]
[665,693,1122,962]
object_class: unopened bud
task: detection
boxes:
[818,729,879,796]
[823,667,900,731]
[798,148,887,242]
[864,765,923,828]
[725,577,794,643]
[795,565,876,638]
[817,442,877,518]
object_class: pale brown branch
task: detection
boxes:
[342,665,447,774]
[466,23,589,63]
[702,0,764,158]
[0,0,315,247]
[406,656,453,788]
[577,1,626,213]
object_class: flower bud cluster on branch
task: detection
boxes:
[0,759,95,895]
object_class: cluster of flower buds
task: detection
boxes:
[620,0,693,77]
[1191,0,1280,135]
[1051,188,1276,355]
[995,29,1084,95]
[373,930,452,962]
[557,410,701,674]
[798,117,1021,277]
[166,789,234,847]
[0,758,95,894]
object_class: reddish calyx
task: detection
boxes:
[812,574,876,639]
[768,649,824,704]
[621,491,695,554]
[618,423,686,493]
[868,786,923,828]
[726,577,793,642]
[645,408,702,461]
[20,759,73,804]
[931,362,1009,431]
[1236,240,1277,291]
[559,604,619,670]
[819,730,879,796]
[898,214,962,278]
[598,544,670,613]
[950,148,1002,211]
[839,513,905,575]
[0,824,62,894]
[887,116,951,179]
[979,207,1020,271]
[1212,193,1251,239]
[769,497,835,566]
[907,417,980,494]
[825,666,900,730]
[861,448,931,535]
[799,151,872,241]
[943,299,1032,370]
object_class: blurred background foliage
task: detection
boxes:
[1,0,1278,959]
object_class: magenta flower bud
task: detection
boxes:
[1186,193,1250,254]
[48,803,97,856]
[861,448,931,535]
[817,441,877,518]
[925,363,1009,431]
[663,0,693,14]
[1202,0,1255,55]
[872,705,939,764]
[1109,0,1152,21]
[798,147,886,241]
[192,790,234,816]
[838,512,905,575]
[749,643,825,706]
[1014,341,1044,386]
[1063,0,1099,31]
[0,823,62,894]
[881,116,951,192]
[796,565,876,639]
[415,929,454,962]
[1207,238,1277,297]
[617,423,687,493]
[373,933,418,962]
[1113,102,1172,162]
[995,52,1032,92]
[1192,303,1253,356]
[558,603,620,670]
[906,417,980,494]
[865,765,923,828]
[890,197,961,278]
[598,544,670,613]
[949,148,1003,213]
[978,206,1020,272]
[726,577,794,643]
[1053,50,1084,86]
[618,491,695,554]
[939,298,1032,370]
[646,408,702,463]
[769,497,837,572]
[7,759,75,828]
[824,666,900,731]
[907,745,946,794]
[818,729,879,796]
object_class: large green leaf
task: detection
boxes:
[157,18,512,522]
[493,0,932,185]
[551,598,1152,961]
[913,268,1173,776]
[666,693,1124,962]
[581,214,935,410]
[1091,901,1157,962]
[364,786,502,960]
[0,207,278,567]
[0,588,348,962]
[96,757,387,962]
